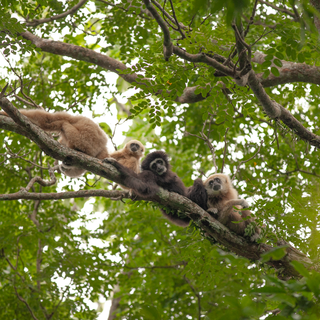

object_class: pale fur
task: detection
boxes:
[110,140,145,190]
[0,109,109,177]
[110,140,144,173]
[204,173,260,241]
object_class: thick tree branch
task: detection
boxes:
[246,70,320,149]
[25,0,89,26]
[253,51,320,86]
[20,31,139,84]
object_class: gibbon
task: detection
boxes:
[203,173,260,241]
[110,140,144,174]
[140,151,190,227]
[103,150,190,227]
[0,109,109,178]
[110,140,144,190]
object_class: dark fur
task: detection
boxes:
[140,151,190,227]
[187,178,208,211]
[102,158,158,196]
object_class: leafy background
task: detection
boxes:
[1,0,320,319]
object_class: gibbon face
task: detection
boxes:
[149,158,167,176]
[126,140,145,158]
[204,174,232,196]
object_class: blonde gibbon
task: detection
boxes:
[0,109,109,178]
[110,140,145,174]
[110,140,145,191]
[204,173,260,241]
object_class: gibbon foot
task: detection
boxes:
[207,207,219,219]
[102,157,118,166]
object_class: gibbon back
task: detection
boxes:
[0,109,109,177]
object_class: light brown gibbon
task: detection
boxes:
[204,173,260,241]
[0,109,109,178]
[110,140,145,190]
[110,140,145,174]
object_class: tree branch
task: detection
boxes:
[258,0,299,20]
[143,0,173,60]
[25,0,89,26]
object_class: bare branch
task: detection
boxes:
[244,0,259,37]
[151,0,189,30]
[143,0,173,60]
[167,0,186,38]
[14,286,40,320]
[0,188,133,201]
[26,0,89,26]
[24,165,58,192]
[258,0,299,20]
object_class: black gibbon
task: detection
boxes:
[0,109,109,178]
[187,178,208,211]
[110,140,145,174]
[203,173,260,241]
[140,151,190,227]
[103,150,190,226]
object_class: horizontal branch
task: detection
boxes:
[25,0,88,26]
[0,189,132,201]
[20,31,138,84]
[253,52,320,86]
[19,32,320,105]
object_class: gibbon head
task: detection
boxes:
[141,151,170,176]
[204,173,233,197]
[125,140,145,158]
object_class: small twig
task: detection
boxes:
[232,140,263,180]
[4,143,50,169]
[151,0,189,30]
[251,29,274,47]
[1,56,43,110]
[199,13,212,26]
[111,96,131,116]
[161,0,177,30]
[258,0,298,19]
[200,120,218,173]
[221,128,230,173]
[168,0,185,38]
[124,263,183,270]
[184,276,201,320]
[244,0,259,37]
[233,23,252,63]
[23,164,58,192]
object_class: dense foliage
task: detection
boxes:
[1,0,320,319]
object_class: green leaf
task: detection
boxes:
[273,59,283,67]
[298,52,305,63]
[260,246,287,263]
[271,67,280,77]
[290,261,309,277]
